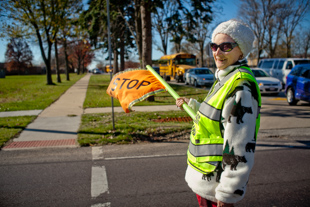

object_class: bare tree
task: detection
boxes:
[152,1,175,55]
[240,0,310,60]
[239,0,285,59]
[5,38,33,74]
[304,30,310,58]
[281,0,310,57]
[240,0,267,62]
[1,0,83,85]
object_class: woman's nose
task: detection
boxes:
[214,47,222,55]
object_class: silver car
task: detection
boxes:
[185,68,214,87]
[252,68,282,95]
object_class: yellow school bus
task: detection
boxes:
[105,65,113,73]
[159,52,196,82]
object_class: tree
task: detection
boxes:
[165,0,214,54]
[240,0,268,62]
[69,40,94,74]
[240,0,310,60]
[153,1,173,55]
[81,0,134,74]
[55,1,83,81]
[303,30,310,58]
[140,0,152,69]
[281,0,310,57]
[5,38,33,74]
[0,0,83,84]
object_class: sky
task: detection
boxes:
[0,1,240,69]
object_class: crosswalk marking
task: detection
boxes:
[92,147,104,160]
[91,165,109,198]
[91,202,111,207]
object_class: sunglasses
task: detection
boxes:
[210,42,238,52]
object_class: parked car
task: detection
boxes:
[185,68,214,87]
[257,58,310,85]
[285,64,310,105]
[252,68,282,95]
[92,68,103,74]
[184,69,192,85]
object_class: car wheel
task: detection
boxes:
[194,80,199,87]
[190,79,194,86]
[286,87,298,105]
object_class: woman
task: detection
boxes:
[176,20,261,207]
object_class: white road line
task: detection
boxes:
[91,166,109,198]
[104,153,186,160]
[92,147,104,160]
[91,202,111,207]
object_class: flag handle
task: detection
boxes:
[146,65,196,120]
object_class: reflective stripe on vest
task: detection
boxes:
[187,66,261,174]
[198,103,221,121]
[188,141,223,157]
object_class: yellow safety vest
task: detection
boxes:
[187,66,261,175]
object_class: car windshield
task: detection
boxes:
[195,69,211,74]
[295,60,310,65]
[253,70,269,77]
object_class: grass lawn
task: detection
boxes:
[0,73,85,148]
[78,110,192,146]
[0,116,36,148]
[83,74,208,108]
[0,73,85,112]
[80,74,211,146]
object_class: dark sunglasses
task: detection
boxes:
[210,42,238,52]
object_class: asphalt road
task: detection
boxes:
[0,92,310,207]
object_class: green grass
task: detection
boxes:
[0,74,85,112]
[78,110,193,146]
[83,74,208,108]
[0,116,36,148]
[80,74,210,146]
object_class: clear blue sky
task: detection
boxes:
[0,1,239,68]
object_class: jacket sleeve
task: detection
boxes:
[215,81,259,203]
[188,98,201,113]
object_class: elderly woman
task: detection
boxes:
[176,20,261,207]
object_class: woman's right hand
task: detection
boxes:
[176,97,190,110]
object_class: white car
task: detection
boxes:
[252,68,282,95]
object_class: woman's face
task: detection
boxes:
[212,34,243,70]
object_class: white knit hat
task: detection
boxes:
[211,20,254,57]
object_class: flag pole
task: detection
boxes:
[146,65,196,120]
[107,0,115,130]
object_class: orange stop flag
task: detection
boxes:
[106,69,166,113]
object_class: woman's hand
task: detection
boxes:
[176,97,190,110]
[217,200,234,207]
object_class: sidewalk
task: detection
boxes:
[2,74,91,150]
[1,74,179,150]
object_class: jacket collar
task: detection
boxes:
[215,60,248,81]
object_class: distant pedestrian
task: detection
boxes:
[176,19,261,207]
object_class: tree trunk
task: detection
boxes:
[63,39,70,81]
[134,0,143,67]
[140,1,152,69]
[46,42,53,85]
[113,48,119,74]
[35,29,53,85]
[77,56,81,75]
[120,36,125,71]
[141,1,153,101]
[200,42,204,67]
[54,39,61,83]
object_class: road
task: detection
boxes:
[1,91,310,207]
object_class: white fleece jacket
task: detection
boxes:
[185,65,259,204]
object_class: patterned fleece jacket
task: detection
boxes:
[185,64,260,204]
